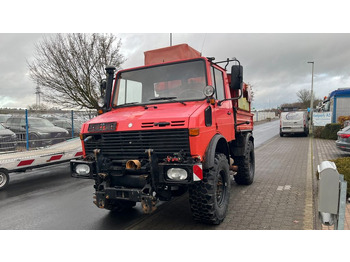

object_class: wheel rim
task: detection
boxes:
[216,170,226,206]
[0,173,7,188]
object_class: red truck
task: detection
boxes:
[71,44,254,225]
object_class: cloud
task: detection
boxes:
[0,33,45,108]
[2,33,350,110]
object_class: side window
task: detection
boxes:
[19,119,25,127]
[212,67,225,100]
[117,79,143,105]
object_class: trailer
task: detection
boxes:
[0,138,83,190]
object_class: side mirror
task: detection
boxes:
[98,80,107,108]
[230,65,243,90]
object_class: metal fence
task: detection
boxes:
[0,109,96,152]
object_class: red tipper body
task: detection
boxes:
[144,44,201,65]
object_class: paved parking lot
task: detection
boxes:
[128,135,313,230]
[313,138,350,230]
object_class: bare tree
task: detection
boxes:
[28,33,125,110]
[296,88,322,109]
[296,88,314,108]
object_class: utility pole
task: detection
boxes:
[170,33,172,46]
[308,61,314,134]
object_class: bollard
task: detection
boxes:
[317,160,347,229]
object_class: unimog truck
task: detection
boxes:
[71,44,254,224]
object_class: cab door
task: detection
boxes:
[211,66,235,141]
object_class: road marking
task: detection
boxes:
[277,185,292,191]
[303,137,314,230]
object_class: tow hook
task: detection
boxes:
[141,195,157,214]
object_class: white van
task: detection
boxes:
[280,110,309,137]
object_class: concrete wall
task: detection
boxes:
[252,111,276,122]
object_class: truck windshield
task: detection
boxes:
[112,60,207,107]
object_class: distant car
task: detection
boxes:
[336,125,350,152]
[52,119,82,137]
[0,114,11,123]
[280,110,309,137]
[0,123,17,151]
[5,116,69,148]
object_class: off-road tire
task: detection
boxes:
[189,153,230,225]
[234,140,255,185]
[105,199,136,213]
[0,169,9,190]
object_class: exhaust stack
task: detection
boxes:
[104,65,116,111]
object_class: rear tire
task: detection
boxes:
[189,153,230,225]
[0,169,9,190]
[234,140,255,185]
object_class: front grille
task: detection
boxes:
[84,129,190,160]
[141,120,186,128]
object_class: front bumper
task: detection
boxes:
[70,158,202,184]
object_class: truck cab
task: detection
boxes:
[71,44,254,224]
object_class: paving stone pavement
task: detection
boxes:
[313,138,350,230]
[127,135,312,230]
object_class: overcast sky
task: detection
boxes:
[1,33,350,110]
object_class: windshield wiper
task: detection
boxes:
[149,97,186,105]
[116,102,139,107]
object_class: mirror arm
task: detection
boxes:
[217,89,243,106]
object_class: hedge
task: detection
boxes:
[314,123,342,140]
[331,157,350,197]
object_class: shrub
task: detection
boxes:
[320,123,342,140]
[331,157,350,197]
[313,126,324,138]
[338,116,350,128]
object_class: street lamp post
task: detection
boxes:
[308,61,314,134]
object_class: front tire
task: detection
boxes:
[234,140,255,185]
[189,153,230,225]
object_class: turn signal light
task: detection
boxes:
[189,128,200,136]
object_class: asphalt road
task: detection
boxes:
[0,120,280,229]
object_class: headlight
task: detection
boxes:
[204,85,215,97]
[75,164,90,175]
[167,168,188,180]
